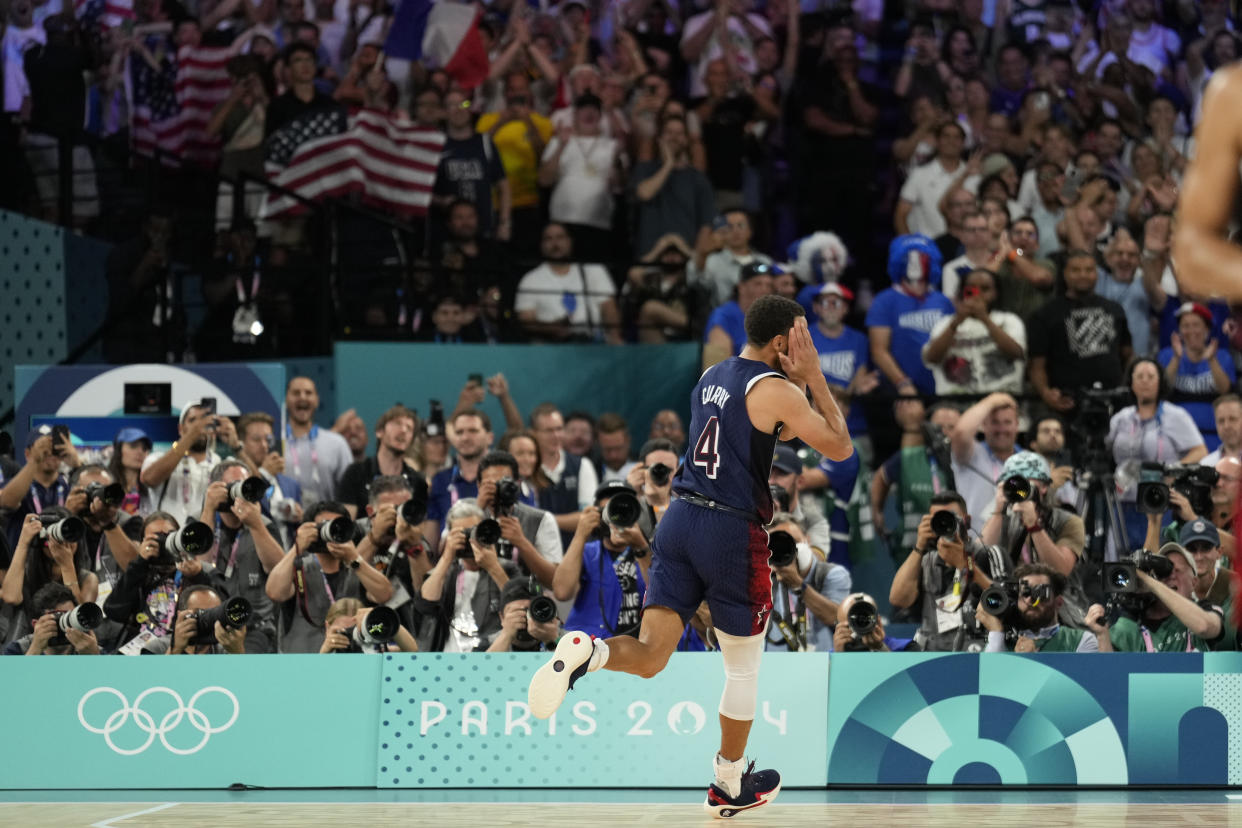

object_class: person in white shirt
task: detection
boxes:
[283,376,353,505]
[1202,394,1242,466]
[679,0,772,99]
[139,402,231,527]
[923,267,1026,396]
[538,92,619,260]
[941,210,999,298]
[515,222,623,344]
[895,121,978,238]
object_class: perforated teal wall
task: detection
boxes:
[0,211,70,410]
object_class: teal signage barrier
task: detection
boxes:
[825,653,1242,786]
[333,343,702,452]
[374,652,828,788]
[4,652,1241,790]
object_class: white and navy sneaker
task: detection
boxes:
[528,632,595,719]
[703,761,782,819]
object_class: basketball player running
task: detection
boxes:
[1174,63,1242,634]
[528,295,853,818]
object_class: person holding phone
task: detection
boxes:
[138,401,228,528]
[0,425,79,565]
[922,268,1026,396]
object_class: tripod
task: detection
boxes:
[1076,461,1130,606]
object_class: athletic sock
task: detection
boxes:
[714,753,745,799]
[587,637,609,672]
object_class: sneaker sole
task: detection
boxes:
[528,633,594,719]
[702,780,782,819]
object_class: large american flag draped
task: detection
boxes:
[261,107,444,219]
[175,43,233,166]
[127,36,184,165]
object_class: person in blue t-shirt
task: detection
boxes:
[1158,302,1237,450]
[701,262,779,368]
[866,234,955,395]
[808,282,876,441]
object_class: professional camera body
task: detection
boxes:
[1103,549,1173,593]
[48,602,103,646]
[153,520,214,569]
[930,509,966,541]
[602,491,642,530]
[189,596,252,644]
[1136,462,1218,518]
[768,530,798,568]
[492,477,520,516]
[648,462,673,487]
[310,515,356,553]
[980,579,1053,628]
[37,513,86,545]
[1069,385,1131,475]
[1003,474,1035,504]
[338,605,400,652]
[85,482,125,509]
[220,475,268,511]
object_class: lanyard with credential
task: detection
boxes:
[30,480,67,514]
[772,582,807,651]
[1140,624,1195,653]
[216,526,243,580]
[287,424,322,490]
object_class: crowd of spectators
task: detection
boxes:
[4,0,1242,655]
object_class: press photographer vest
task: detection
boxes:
[539,452,584,547]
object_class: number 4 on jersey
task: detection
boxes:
[693,416,721,479]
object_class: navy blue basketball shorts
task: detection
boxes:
[643,498,773,637]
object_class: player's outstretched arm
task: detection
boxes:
[750,318,854,462]
[1174,65,1242,301]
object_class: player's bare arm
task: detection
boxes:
[748,318,853,462]
[1174,64,1242,301]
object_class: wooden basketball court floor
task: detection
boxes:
[3,788,1239,827]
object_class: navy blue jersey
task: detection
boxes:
[674,357,784,522]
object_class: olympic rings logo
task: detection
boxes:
[77,686,239,755]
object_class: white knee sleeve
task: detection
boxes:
[715,628,765,721]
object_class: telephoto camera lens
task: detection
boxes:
[767,530,798,568]
[1103,562,1138,593]
[85,482,126,508]
[351,605,400,649]
[1133,550,1174,580]
[1003,474,1033,504]
[194,596,253,642]
[57,602,103,634]
[1136,481,1170,515]
[648,463,673,487]
[528,594,557,624]
[929,510,961,540]
[472,518,503,547]
[980,581,1018,617]
[603,492,642,529]
[40,514,86,544]
[318,516,356,545]
[400,497,427,526]
[846,597,879,637]
[162,520,215,558]
[227,475,269,504]
[494,478,521,511]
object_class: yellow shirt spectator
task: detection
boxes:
[476,110,553,210]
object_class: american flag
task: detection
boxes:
[175,44,233,166]
[262,108,444,220]
[127,35,185,165]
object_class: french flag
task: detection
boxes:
[384,0,489,90]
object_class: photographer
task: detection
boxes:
[1155,456,1240,559]
[3,583,100,655]
[415,499,516,652]
[833,593,908,652]
[66,464,139,649]
[1,425,76,558]
[139,402,231,527]
[554,483,652,640]
[627,439,679,525]
[889,493,1008,652]
[104,512,214,655]
[198,460,285,653]
[2,508,95,641]
[354,475,433,633]
[320,598,418,654]
[1105,544,1230,653]
[765,514,850,652]
[980,452,1087,624]
[1107,357,1207,548]
[975,563,1105,653]
[235,412,303,548]
[167,585,245,655]
[475,451,562,588]
[1177,521,1233,606]
[266,501,394,653]
[489,576,561,653]
[767,445,832,562]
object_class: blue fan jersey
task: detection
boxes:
[673,357,784,523]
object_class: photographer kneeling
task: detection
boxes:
[833,592,908,652]
[476,451,562,587]
[890,493,1008,652]
[3,583,101,655]
[554,482,652,640]
[976,563,1105,652]
[167,584,246,654]
[320,597,418,653]
[766,514,850,652]
[980,452,1088,625]
[1102,544,1232,652]
[490,576,561,652]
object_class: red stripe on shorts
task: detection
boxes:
[747,523,775,636]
